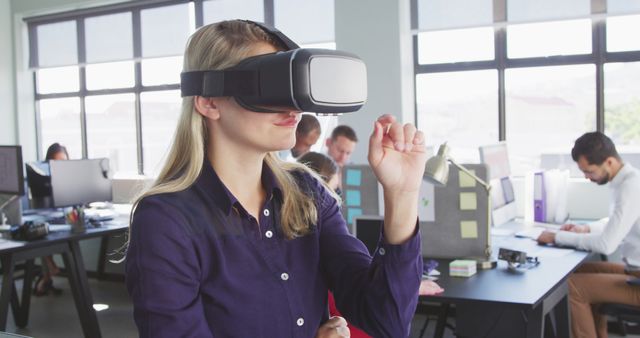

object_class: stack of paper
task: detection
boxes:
[449,260,477,277]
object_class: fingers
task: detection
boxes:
[560,224,574,231]
[321,316,349,338]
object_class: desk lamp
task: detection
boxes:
[424,143,496,269]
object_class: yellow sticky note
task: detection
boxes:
[460,192,477,210]
[459,170,476,188]
[460,221,478,239]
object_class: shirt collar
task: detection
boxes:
[197,159,283,216]
[610,163,633,189]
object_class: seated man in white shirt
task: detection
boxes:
[537,131,640,338]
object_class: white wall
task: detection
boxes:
[1,0,16,145]
[334,0,415,165]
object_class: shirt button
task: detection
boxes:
[265,230,273,238]
[281,273,289,281]
[263,209,270,216]
[296,317,304,326]
[379,248,386,256]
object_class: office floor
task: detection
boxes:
[2,277,638,338]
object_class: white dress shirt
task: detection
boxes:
[556,164,640,268]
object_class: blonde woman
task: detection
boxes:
[125,20,426,338]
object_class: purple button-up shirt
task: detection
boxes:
[125,161,422,338]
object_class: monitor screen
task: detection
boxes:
[0,145,25,195]
[353,215,383,256]
[479,143,511,180]
[50,158,112,207]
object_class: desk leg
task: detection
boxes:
[64,241,101,338]
[12,259,35,328]
[0,255,15,331]
[97,236,109,280]
[434,303,450,338]
[553,295,571,338]
[525,304,544,338]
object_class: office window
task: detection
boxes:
[605,62,640,148]
[36,20,78,67]
[141,56,183,86]
[85,61,135,90]
[607,15,640,52]
[507,0,590,23]
[140,91,182,175]
[85,94,137,174]
[84,12,133,63]
[141,4,195,58]
[507,19,592,58]
[36,66,79,94]
[274,0,334,44]
[506,65,596,175]
[417,28,494,65]
[416,70,498,162]
[203,0,264,24]
[38,98,82,159]
[417,0,493,31]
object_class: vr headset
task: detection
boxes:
[180,20,367,114]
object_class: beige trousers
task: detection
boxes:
[569,261,640,338]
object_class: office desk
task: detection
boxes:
[422,232,590,338]
[0,224,128,338]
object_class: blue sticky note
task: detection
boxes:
[346,169,362,186]
[345,190,361,206]
[347,208,362,224]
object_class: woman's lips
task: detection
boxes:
[274,117,298,127]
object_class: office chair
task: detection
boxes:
[599,278,640,336]
[415,302,455,338]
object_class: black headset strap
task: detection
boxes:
[241,20,300,51]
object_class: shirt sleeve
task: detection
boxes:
[555,184,640,255]
[125,197,212,338]
[313,175,422,338]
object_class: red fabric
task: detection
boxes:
[327,292,372,338]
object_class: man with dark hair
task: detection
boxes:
[282,114,321,161]
[326,125,358,167]
[538,131,640,338]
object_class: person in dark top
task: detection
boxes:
[125,20,426,338]
[34,142,69,296]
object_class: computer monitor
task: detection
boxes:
[25,161,54,209]
[479,143,517,226]
[479,142,511,181]
[50,158,112,208]
[353,215,383,256]
[0,145,25,195]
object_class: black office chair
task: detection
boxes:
[600,278,640,336]
[415,302,455,338]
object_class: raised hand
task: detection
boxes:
[367,114,427,194]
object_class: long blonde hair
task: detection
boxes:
[132,20,336,239]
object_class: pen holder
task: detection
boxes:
[66,206,86,233]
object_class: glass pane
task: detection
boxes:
[418,0,492,31]
[37,66,79,94]
[300,42,336,49]
[141,3,194,58]
[203,0,264,24]
[274,0,334,44]
[85,94,137,174]
[38,98,82,159]
[141,56,183,86]
[507,19,592,58]
[86,61,135,90]
[607,15,640,52]
[140,90,182,175]
[508,0,590,23]
[36,20,78,67]
[416,70,499,162]
[605,62,640,149]
[506,65,596,176]
[608,0,640,15]
[85,12,133,63]
[417,27,494,64]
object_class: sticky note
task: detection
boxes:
[346,169,362,186]
[345,190,361,206]
[347,208,362,224]
[460,221,478,239]
[460,192,477,210]
[459,170,476,188]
